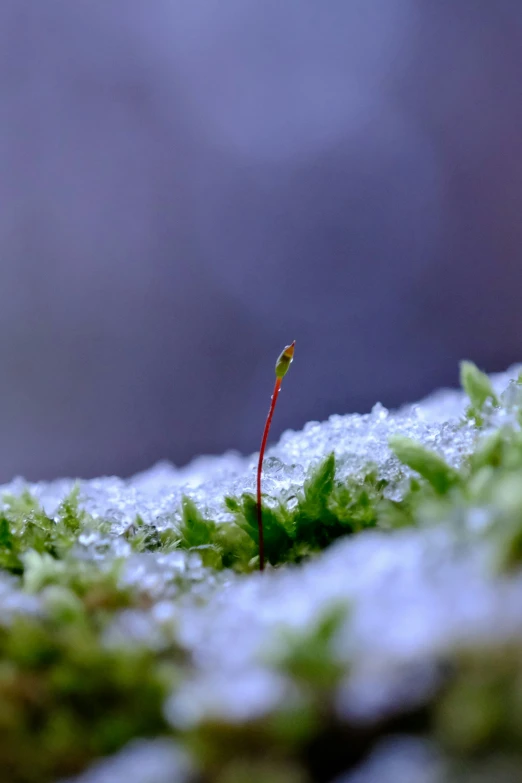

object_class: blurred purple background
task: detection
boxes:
[1,1,522,481]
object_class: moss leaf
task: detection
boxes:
[460,360,498,414]
[389,435,459,495]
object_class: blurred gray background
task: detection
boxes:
[1,1,522,481]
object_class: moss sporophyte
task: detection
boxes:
[257,341,296,571]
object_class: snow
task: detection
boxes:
[60,740,192,783]
[332,738,444,783]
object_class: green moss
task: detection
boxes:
[388,436,460,495]
[0,489,82,574]
[225,491,294,567]
[214,759,310,783]
[435,645,522,757]
[460,360,499,425]
[177,495,256,571]
[224,454,388,568]
[269,603,349,692]
[125,514,165,552]
[0,589,181,783]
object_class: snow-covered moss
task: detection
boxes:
[1,362,522,781]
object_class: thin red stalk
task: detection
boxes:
[256,340,295,572]
[256,377,282,571]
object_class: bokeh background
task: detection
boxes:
[1,1,522,481]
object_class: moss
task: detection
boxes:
[0,591,180,782]
[0,514,188,781]
[125,514,165,553]
[0,487,107,576]
[1,363,522,781]
[435,645,522,758]
[388,436,460,495]
[460,360,499,425]
[224,454,388,568]
[214,759,310,783]
[268,603,349,693]
[177,495,256,571]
